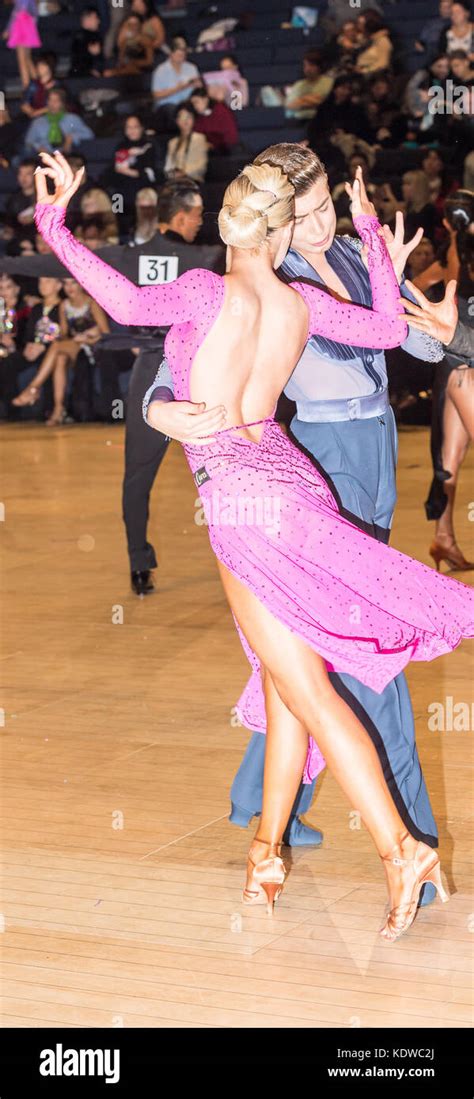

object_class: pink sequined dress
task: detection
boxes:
[35,203,474,782]
[7,0,41,48]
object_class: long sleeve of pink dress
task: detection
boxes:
[34,205,407,353]
[35,202,474,785]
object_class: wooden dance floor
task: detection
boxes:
[1,422,473,1029]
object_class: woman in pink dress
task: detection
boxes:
[34,151,474,942]
[5,0,41,89]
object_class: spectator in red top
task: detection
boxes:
[189,87,239,152]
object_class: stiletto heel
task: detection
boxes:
[380,832,450,942]
[425,861,449,903]
[429,540,474,572]
[260,881,282,915]
[242,835,287,914]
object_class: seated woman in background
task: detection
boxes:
[165,105,208,182]
[107,114,156,208]
[189,86,239,153]
[13,275,109,425]
[110,13,155,74]
[131,187,159,244]
[130,0,166,54]
[79,188,119,244]
[203,54,249,109]
[0,275,62,419]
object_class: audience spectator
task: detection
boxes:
[328,19,361,72]
[190,87,239,152]
[164,105,208,181]
[0,274,29,357]
[114,14,154,71]
[421,149,459,222]
[79,188,119,244]
[449,47,474,85]
[24,88,94,153]
[13,276,109,425]
[204,55,249,109]
[0,275,62,418]
[363,73,406,146]
[404,53,450,125]
[355,9,393,75]
[332,150,376,218]
[284,49,334,120]
[440,0,473,56]
[219,55,249,107]
[402,170,438,241]
[406,237,436,280]
[415,0,453,65]
[105,115,156,211]
[130,0,166,53]
[131,187,159,244]
[308,76,370,146]
[151,36,200,114]
[0,106,17,168]
[70,6,104,77]
[21,52,60,118]
[5,159,36,230]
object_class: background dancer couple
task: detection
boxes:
[33,148,473,942]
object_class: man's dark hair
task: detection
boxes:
[158,179,201,223]
[37,50,57,73]
[361,9,387,35]
[82,5,100,17]
[450,48,470,61]
[304,48,324,69]
[47,87,67,108]
[19,157,37,170]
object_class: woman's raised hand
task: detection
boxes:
[34,150,85,209]
[345,165,377,220]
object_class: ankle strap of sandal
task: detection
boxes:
[254,836,282,850]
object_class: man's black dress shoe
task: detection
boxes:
[131,570,155,596]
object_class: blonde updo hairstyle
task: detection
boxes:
[218,162,295,251]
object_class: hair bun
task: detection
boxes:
[218,162,294,249]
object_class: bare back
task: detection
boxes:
[190,272,309,441]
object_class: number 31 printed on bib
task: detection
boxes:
[139,256,179,285]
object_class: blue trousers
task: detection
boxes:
[230,409,438,846]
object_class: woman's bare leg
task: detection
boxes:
[244,670,309,892]
[16,47,32,89]
[435,376,472,556]
[47,352,70,424]
[13,340,78,405]
[216,560,434,921]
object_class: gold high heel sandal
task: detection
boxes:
[380,832,449,942]
[242,836,287,915]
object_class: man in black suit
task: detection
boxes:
[1,178,224,593]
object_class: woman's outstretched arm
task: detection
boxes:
[33,152,207,327]
[291,168,408,350]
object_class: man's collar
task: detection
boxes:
[161,228,186,243]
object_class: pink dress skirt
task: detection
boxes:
[184,418,474,782]
[7,12,41,48]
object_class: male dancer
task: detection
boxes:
[146,145,443,897]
